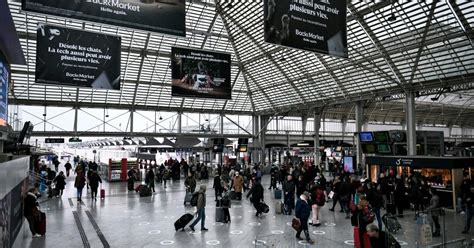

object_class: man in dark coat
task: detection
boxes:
[24,188,42,237]
[283,175,296,214]
[247,178,264,216]
[295,191,314,244]
[88,171,102,200]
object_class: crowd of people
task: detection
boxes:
[27,155,473,247]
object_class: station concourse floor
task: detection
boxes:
[15,166,473,248]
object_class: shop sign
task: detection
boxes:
[396,158,414,166]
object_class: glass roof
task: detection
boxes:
[6,0,474,127]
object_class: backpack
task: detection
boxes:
[190,192,199,207]
[315,188,326,206]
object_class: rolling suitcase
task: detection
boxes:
[184,191,193,205]
[100,188,105,199]
[274,189,282,199]
[275,201,283,214]
[35,211,46,235]
[215,207,225,222]
[382,214,402,233]
[174,213,194,231]
[139,185,152,197]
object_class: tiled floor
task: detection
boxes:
[13,164,474,248]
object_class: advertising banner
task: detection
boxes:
[171,47,231,100]
[36,24,121,90]
[0,52,9,126]
[22,0,186,37]
[264,0,347,58]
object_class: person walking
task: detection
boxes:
[88,171,102,200]
[64,161,72,177]
[24,188,42,238]
[295,192,314,244]
[189,185,208,232]
[185,172,197,193]
[329,176,344,212]
[74,172,86,202]
[145,168,156,193]
[426,187,441,236]
[310,184,326,226]
[53,171,67,197]
[367,182,384,231]
[247,178,265,217]
[233,171,244,200]
[221,184,231,223]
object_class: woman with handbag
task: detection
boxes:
[294,191,314,244]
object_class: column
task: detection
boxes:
[260,115,269,166]
[355,101,364,170]
[406,91,417,156]
[130,110,134,134]
[313,111,321,168]
[252,115,260,164]
[178,112,182,135]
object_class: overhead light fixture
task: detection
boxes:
[159,116,163,120]
[297,143,309,146]
[227,3,233,9]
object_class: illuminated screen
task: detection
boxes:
[374,131,390,142]
[362,144,377,154]
[359,132,374,142]
[0,51,9,126]
[343,156,353,173]
[377,144,392,154]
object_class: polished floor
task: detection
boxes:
[14,164,474,248]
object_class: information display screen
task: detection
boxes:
[0,51,9,126]
[171,47,231,99]
[377,144,392,154]
[359,132,374,142]
[264,0,347,58]
[362,144,377,154]
[35,24,121,90]
[22,0,186,37]
[374,131,390,143]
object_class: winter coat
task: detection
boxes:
[185,176,197,192]
[295,196,311,222]
[24,192,38,217]
[233,175,244,193]
[427,194,440,216]
[53,175,67,190]
[247,183,264,203]
[197,189,207,210]
[74,173,86,189]
[88,173,102,189]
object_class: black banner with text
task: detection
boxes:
[264,0,347,58]
[171,47,231,100]
[35,24,121,90]
[22,0,186,37]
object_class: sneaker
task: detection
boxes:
[329,208,334,212]
[33,234,42,238]
[190,226,195,232]
[201,228,209,231]
[460,211,466,215]
[307,239,314,244]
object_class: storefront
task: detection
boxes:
[365,156,474,210]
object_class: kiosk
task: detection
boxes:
[366,156,474,210]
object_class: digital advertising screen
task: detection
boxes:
[359,132,374,142]
[238,144,248,153]
[264,0,347,58]
[374,131,390,143]
[343,156,353,173]
[171,47,232,100]
[22,0,186,37]
[0,51,9,126]
[35,24,121,90]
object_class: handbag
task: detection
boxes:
[291,217,301,231]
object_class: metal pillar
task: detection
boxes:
[260,115,269,167]
[313,111,321,168]
[406,91,417,156]
[130,110,134,134]
[355,101,364,169]
[252,115,260,164]
[178,112,182,135]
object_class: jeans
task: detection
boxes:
[77,187,84,200]
[340,199,350,216]
[190,208,206,229]
[373,207,382,231]
[465,205,473,232]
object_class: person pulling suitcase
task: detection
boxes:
[189,185,208,232]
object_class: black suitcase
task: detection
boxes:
[258,202,270,213]
[139,185,151,197]
[174,213,194,231]
[382,214,402,233]
[215,207,225,222]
